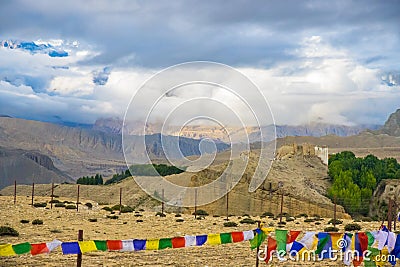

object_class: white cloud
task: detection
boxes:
[0,36,399,126]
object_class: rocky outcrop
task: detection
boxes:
[379,109,400,136]
[370,179,400,218]
[0,147,73,189]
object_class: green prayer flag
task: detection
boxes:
[220,233,232,244]
[12,242,31,255]
[94,240,107,251]
[275,229,288,254]
[366,232,375,247]
[250,230,266,250]
[158,238,172,250]
[315,236,330,255]
[364,247,379,267]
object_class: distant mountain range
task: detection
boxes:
[92,117,382,142]
[0,117,228,189]
[0,108,398,190]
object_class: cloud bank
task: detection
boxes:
[0,1,399,126]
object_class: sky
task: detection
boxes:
[0,0,399,126]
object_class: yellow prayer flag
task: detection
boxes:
[78,241,97,253]
[310,236,318,251]
[374,248,389,266]
[330,233,343,250]
[146,239,159,250]
[0,244,16,256]
[261,227,274,236]
[207,234,221,245]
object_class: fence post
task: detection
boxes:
[161,189,165,215]
[333,196,337,228]
[50,183,54,209]
[226,191,229,221]
[76,185,80,212]
[279,190,284,223]
[194,188,197,219]
[119,188,122,215]
[14,180,17,205]
[77,230,83,267]
[31,182,35,206]
[255,221,261,267]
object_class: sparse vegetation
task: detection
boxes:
[192,209,208,216]
[304,218,315,223]
[0,226,19,236]
[88,218,98,222]
[65,204,77,209]
[85,202,93,209]
[324,226,339,232]
[104,164,186,185]
[224,221,238,227]
[286,217,295,222]
[33,202,47,208]
[176,219,184,222]
[49,199,61,203]
[77,174,103,185]
[20,219,30,224]
[262,212,274,217]
[327,218,343,225]
[297,213,308,218]
[107,215,119,219]
[32,219,43,225]
[50,229,62,233]
[240,218,256,224]
[54,203,65,207]
[121,206,134,213]
[102,206,112,212]
[345,223,362,231]
[156,212,166,217]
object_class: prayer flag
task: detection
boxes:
[220,233,232,244]
[196,235,207,246]
[184,236,196,247]
[231,231,244,243]
[133,239,146,251]
[31,243,49,255]
[94,240,107,251]
[265,237,277,263]
[61,242,81,255]
[171,237,185,248]
[107,240,123,251]
[250,229,266,250]
[121,240,134,252]
[0,244,16,256]
[207,234,221,245]
[146,239,159,250]
[275,229,288,255]
[158,238,172,249]
[78,241,97,253]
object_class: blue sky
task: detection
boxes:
[0,0,399,126]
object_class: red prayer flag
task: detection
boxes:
[265,237,277,263]
[287,231,301,243]
[30,243,49,255]
[231,232,245,243]
[171,237,185,248]
[106,240,123,251]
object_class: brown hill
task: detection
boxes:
[0,147,73,189]
[0,117,228,183]
[0,146,349,219]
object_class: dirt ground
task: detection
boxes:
[0,196,394,267]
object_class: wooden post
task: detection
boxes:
[13,180,17,205]
[119,188,122,215]
[255,221,261,267]
[50,183,54,209]
[194,188,197,219]
[333,195,337,228]
[31,182,35,206]
[279,190,284,223]
[77,230,83,267]
[394,199,398,231]
[161,189,165,215]
[76,185,80,212]
[388,198,392,231]
[226,191,229,221]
